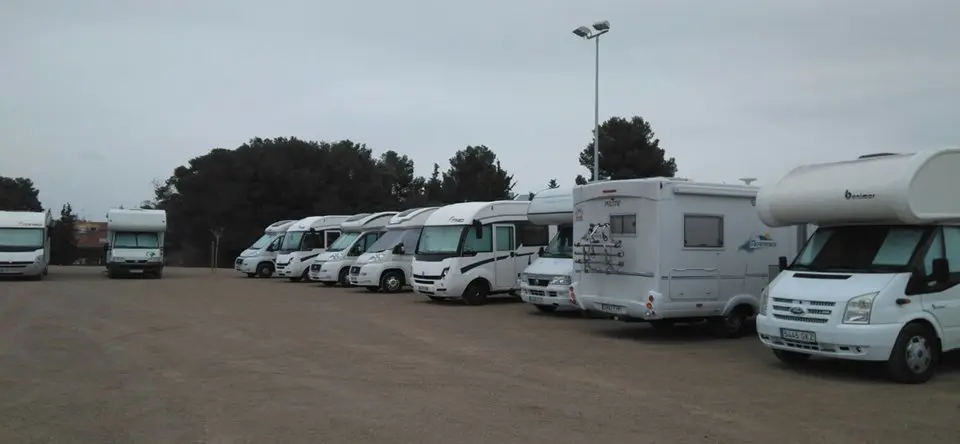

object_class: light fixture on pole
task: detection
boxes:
[572,20,610,182]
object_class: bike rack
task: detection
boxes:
[573,223,626,274]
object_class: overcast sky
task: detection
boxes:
[2,0,957,220]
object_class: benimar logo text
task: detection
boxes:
[739,232,777,252]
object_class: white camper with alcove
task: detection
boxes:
[234,219,297,278]
[105,209,167,278]
[351,207,440,292]
[519,188,577,312]
[309,211,398,286]
[0,210,52,279]
[572,178,800,337]
[411,200,551,305]
[756,147,960,384]
[274,215,350,281]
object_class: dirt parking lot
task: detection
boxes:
[1,267,958,444]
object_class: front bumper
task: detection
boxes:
[577,294,649,319]
[107,261,163,275]
[276,261,307,278]
[234,257,258,274]
[352,263,383,287]
[0,261,45,277]
[520,282,577,309]
[756,314,900,361]
[310,260,350,283]
[410,273,468,299]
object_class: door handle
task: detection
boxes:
[931,303,947,309]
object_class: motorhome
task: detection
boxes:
[0,210,52,279]
[411,200,551,305]
[755,147,960,384]
[351,207,439,292]
[105,209,167,278]
[274,215,350,281]
[518,188,576,313]
[308,211,398,286]
[571,178,800,337]
[234,219,297,278]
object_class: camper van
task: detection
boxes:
[234,219,297,278]
[755,147,960,384]
[411,200,550,305]
[518,188,576,313]
[274,215,350,281]
[351,207,440,292]
[571,178,800,337]
[0,210,51,279]
[105,209,167,278]
[308,211,398,286]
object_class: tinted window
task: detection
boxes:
[518,222,549,246]
[462,225,492,253]
[684,215,723,248]
[495,226,515,251]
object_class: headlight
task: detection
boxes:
[843,292,878,324]
[368,252,385,263]
[758,286,768,316]
[34,254,44,263]
[439,267,450,279]
[550,275,571,286]
[112,257,125,263]
[329,252,343,261]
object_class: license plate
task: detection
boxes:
[599,303,626,315]
[130,269,143,274]
[527,296,544,303]
[781,328,817,343]
[417,286,429,292]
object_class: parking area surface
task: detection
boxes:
[1,267,958,443]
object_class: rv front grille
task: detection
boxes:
[527,278,550,287]
[235,258,243,265]
[310,264,322,272]
[350,266,361,275]
[770,297,834,324]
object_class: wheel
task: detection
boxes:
[256,262,274,278]
[322,282,336,287]
[773,349,811,365]
[246,273,257,278]
[649,320,676,331]
[534,304,557,313]
[379,270,405,293]
[337,268,351,286]
[289,276,302,282]
[365,286,380,292]
[886,323,939,384]
[710,306,750,338]
[461,281,489,306]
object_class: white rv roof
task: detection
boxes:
[575,177,757,204]
[424,201,531,226]
[265,219,297,233]
[341,211,398,232]
[386,207,440,229]
[528,188,572,226]
[107,209,167,232]
[287,215,351,232]
[0,211,51,228]
[757,147,960,227]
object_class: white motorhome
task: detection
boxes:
[0,210,52,279]
[105,209,167,278]
[571,178,800,337]
[234,219,297,278]
[308,211,399,286]
[411,201,551,305]
[351,207,440,292]
[518,188,576,313]
[274,215,350,281]
[756,147,960,384]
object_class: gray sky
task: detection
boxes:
[2,0,958,220]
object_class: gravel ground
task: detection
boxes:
[1,266,958,444]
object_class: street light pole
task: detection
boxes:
[573,20,610,182]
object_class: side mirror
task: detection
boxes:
[932,258,950,283]
[538,246,545,255]
[473,221,483,239]
[394,244,405,255]
[103,243,110,252]
[777,256,788,272]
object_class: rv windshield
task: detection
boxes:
[367,229,406,253]
[249,232,278,250]
[327,232,359,252]
[417,226,465,254]
[279,231,304,252]
[0,227,45,252]
[790,225,930,273]
[114,232,159,249]
[541,225,574,259]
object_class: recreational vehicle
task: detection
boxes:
[756,147,960,384]
[274,215,350,281]
[0,210,51,279]
[571,178,800,337]
[308,211,398,286]
[411,200,550,305]
[518,188,576,312]
[105,209,167,278]
[234,219,297,278]
[351,207,440,292]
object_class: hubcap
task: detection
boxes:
[726,314,742,331]
[385,275,400,291]
[904,335,932,374]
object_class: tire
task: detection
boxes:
[710,306,750,338]
[365,286,380,292]
[337,268,351,286]
[322,282,336,287]
[886,323,939,384]
[246,273,257,278]
[461,281,489,306]
[773,349,811,365]
[534,304,557,313]
[256,263,273,278]
[380,270,405,293]
[289,276,302,282]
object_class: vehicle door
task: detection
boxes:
[920,226,960,350]
[350,231,382,257]
[493,224,517,290]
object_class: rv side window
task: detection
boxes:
[462,226,492,254]
[302,231,323,250]
[495,226,515,251]
[517,222,549,246]
[684,215,723,248]
[325,230,341,248]
[609,215,636,235]
[944,227,960,273]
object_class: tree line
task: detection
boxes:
[1,115,676,266]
